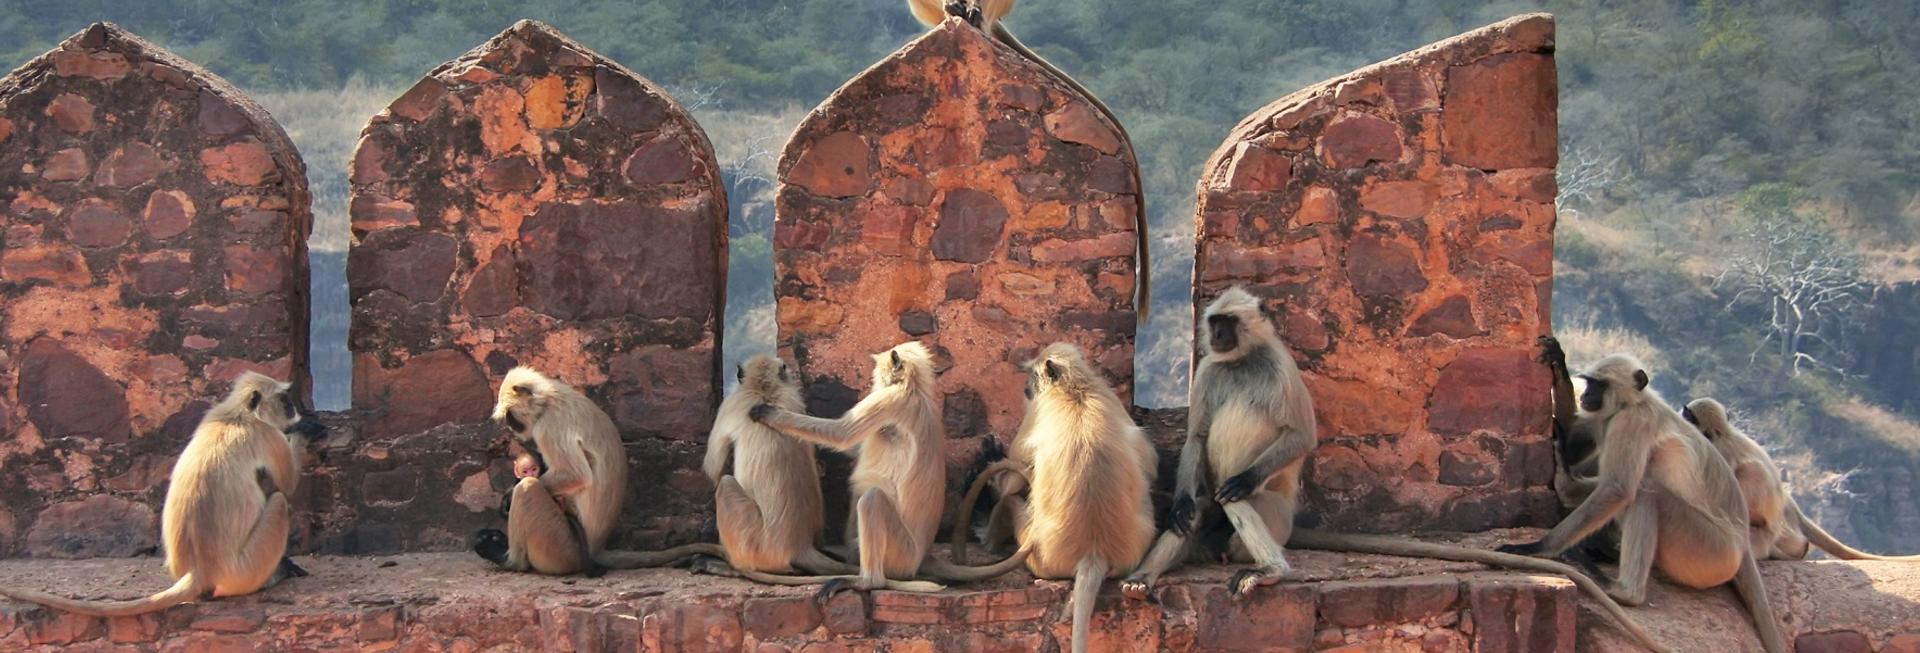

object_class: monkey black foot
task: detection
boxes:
[581,562,607,579]
[1495,539,1545,556]
[1117,577,1157,603]
[1215,470,1262,504]
[473,529,510,566]
[1227,566,1285,598]
[1559,547,1610,583]
[814,577,856,609]
[278,556,310,578]
[747,403,776,422]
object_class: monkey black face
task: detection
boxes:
[1681,406,1698,426]
[1578,376,1607,413]
[500,410,528,434]
[1207,314,1240,354]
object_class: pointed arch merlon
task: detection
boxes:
[347,20,728,443]
[1190,14,1558,533]
[0,23,312,557]
[773,20,1142,447]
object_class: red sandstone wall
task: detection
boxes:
[0,24,312,558]
[773,19,1143,513]
[1191,14,1559,532]
[311,20,727,553]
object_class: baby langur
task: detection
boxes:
[952,343,1156,653]
[1500,355,1789,653]
[1119,286,1317,598]
[738,342,1031,598]
[1686,398,1920,562]
[473,366,626,576]
[908,0,1149,322]
[0,372,322,615]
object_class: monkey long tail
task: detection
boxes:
[952,459,1031,565]
[1287,529,1672,653]
[921,545,1033,583]
[1732,553,1790,653]
[1793,503,1920,561]
[730,569,947,593]
[1069,555,1108,653]
[990,22,1150,324]
[594,543,729,569]
[0,573,201,617]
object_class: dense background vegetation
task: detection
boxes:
[4,0,1916,546]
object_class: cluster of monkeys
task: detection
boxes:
[9,286,1915,653]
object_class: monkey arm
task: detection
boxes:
[1541,336,1577,434]
[702,429,735,483]
[535,434,596,498]
[1535,419,1653,555]
[1214,426,1312,504]
[261,428,300,497]
[752,406,868,451]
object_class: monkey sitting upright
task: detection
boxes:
[1500,355,1789,653]
[473,366,626,576]
[1,372,322,615]
[730,341,1031,597]
[953,343,1156,653]
[1118,286,1318,598]
[1686,397,1920,562]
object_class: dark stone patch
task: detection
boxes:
[1345,234,1428,299]
[462,246,519,318]
[19,338,132,442]
[348,230,459,303]
[929,189,1007,263]
[516,200,716,322]
[945,271,979,300]
[624,137,697,185]
[479,157,540,192]
[1407,295,1480,338]
[898,311,936,336]
[942,390,987,439]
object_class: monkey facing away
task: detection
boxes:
[908,0,1150,323]
[1,372,323,616]
[1500,355,1788,653]
[1685,398,1920,562]
[953,343,1156,653]
[473,366,627,576]
[733,341,1031,597]
[1116,286,1317,598]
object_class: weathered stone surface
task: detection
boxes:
[1794,631,1871,653]
[1467,574,1575,653]
[344,20,725,546]
[0,25,309,558]
[1191,15,1557,532]
[773,22,1141,517]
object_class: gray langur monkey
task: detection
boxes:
[1685,398,1920,562]
[1500,355,1788,653]
[473,366,627,576]
[0,372,323,615]
[951,343,1156,653]
[730,341,1031,600]
[907,0,1149,324]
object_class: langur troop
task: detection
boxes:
[3,3,1912,653]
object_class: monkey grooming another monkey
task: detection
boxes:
[1499,355,1789,653]
[473,366,627,576]
[1686,398,1920,562]
[907,0,1150,323]
[1114,286,1315,599]
[951,343,1155,653]
[737,341,1031,597]
[1,372,321,615]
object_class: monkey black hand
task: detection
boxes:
[1496,539,1545,556]
[1215,469,1261,504]
[1536,335,1566,368]
[748,403,776,423]
[1168,493,1197,536]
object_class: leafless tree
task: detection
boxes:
[1556,145,1617,217]
[1713,196,1871,378]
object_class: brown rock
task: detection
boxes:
[523,72,593,130]
[46,93,95,133]
[930,189,1007,263]
[859,205,915,255]
[350,134,388,185]
[1344,234,1428,299]
[821,592,866,635]
[1315,575,1459,627]
[1030,232,1135,263]
[1467,576,1574,653]
[189,606,265,633]
[25,495,155,558]
[228,209,284,234]
[129,251,193,296]
[945,271,980,300]
[18,338,132,443]
[1320,113,1403,168]
[1382,67,1437,111]
[24,610,102,645]
[348,194,417,233]
[51,48,130,79]
[1295,186,1340,226]
[788,131,870,198]
[65,200,132,248]
[1443,53,1557,170]
[42,148,90,181]
[480,157,541,192]
[223,243,284,295]
[651,603,741,652]
[518,200,716,321]
[1196,585,1315,651]
[1087,155,1135,194]
[1219,143,1292,192]
[199,140,277,186]
[608,345,716,438]
[1438,450,1496,486]
[355,349,491,439]
[1359,179,1434,218]
[387,78,448,122]
[594,67,668,132]
[1488,169,1556,203]
[349,230,457,303]
[197,89,250,136]
[743,597,820,639]
[143,190,197,239]
[625,137,698,185]
[1407,294,1481,338]
[463,246,519,317]
[899,311,937,336]
[1428,348,1549,436]
[2,244,91,286]
[1795,632,1871,653]
[1044,103,1120,154]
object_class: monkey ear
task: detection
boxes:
[247,390,262,411]
[890,350,903,371]
[1043,360,1063,382]
[512,384,533,397]
[1633,370,1649,391]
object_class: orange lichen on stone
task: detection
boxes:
[1190,14,1559,532]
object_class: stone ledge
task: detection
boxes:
[2,533,1917,651]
